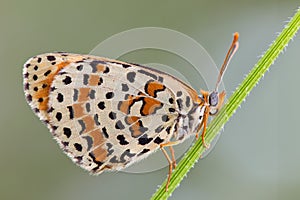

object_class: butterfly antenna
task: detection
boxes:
[215,32,239,91]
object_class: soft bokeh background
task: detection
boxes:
[1,1,299,200]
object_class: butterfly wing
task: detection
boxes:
[23,53,199,173]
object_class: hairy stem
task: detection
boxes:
[151,7,300,200]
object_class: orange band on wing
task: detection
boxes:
[33,61,71,111]
[141,97,163,116]
[145,80,166,98]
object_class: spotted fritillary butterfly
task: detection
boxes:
[23,33,239,190]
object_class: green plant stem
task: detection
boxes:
[151,7,300,200]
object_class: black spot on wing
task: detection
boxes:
[73,89,78,101]
[47,55,56,61]
[82,136,93,151]
[97,101,105,110]
[62,76,72,85]
[161,115,169,122]
[176,99,183,110]
[26,94,32,102]
[108,111,117,120]
[77,64,83,71]
[106,143,114,156]
[117,134,129,145]
[89,89,96,99]
[158,76,164,82]
[154,137,164,144]
[137,69,157,80]
[57,93,64,102]
[185,96,191,107]
[168,108,176,113]
[103,67,110,73]
[120,149,136,163]
[85,102,91,112]
[67,106,74,119]
[121,84,129,92]
[55,112,62,121]
[94,114,101,126]
[44,70,51,76]
[78,119,85,134]
[122,63,131,68]
[74,143,83,152]
[166,126,171,134]
[155,125,164,133]
[137,148,150,156]
[138,134,153,145]
[83,74,89,85]
[106,92,114,99]
[90,60,106,73]
[102,127,109,138]
[127,72,136,83]
[177,91,182,97]
[63,127,72,138]
[115,120,125,130]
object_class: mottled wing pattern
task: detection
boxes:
[23,53,199,173]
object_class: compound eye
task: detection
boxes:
[209,91,218,107]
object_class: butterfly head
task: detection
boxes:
[209,91,218,107]
[198,90,225,116]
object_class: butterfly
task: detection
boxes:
[23,32,239,190]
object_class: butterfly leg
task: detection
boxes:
[195,119,204,139]
[160,147,172,191]
[160,141,180,191]
[195,107,210,148]
[197,89,210,149]
[201,106,210,149]
[195,109,210,149]
[169,146,177,169]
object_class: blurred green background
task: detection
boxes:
[1,0,300,200]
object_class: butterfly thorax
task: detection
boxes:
[173,100,206,142]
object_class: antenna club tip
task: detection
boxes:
[233,32,239,42]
